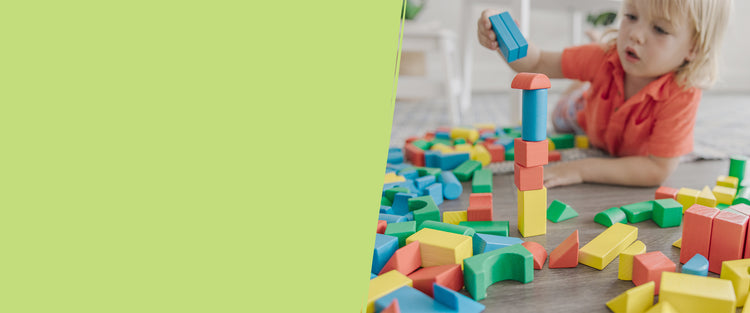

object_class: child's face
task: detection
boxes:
[616,0,696,80]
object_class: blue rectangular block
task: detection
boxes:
[424,150,442,168]
[415,175,437,191]
[439,152,470,171]
[379,213,408,224]
[380,205,394,214]
[498,11,528,60]
[473,233,524,255]
[521,89,548,142]
[489,14,519,62]
[372,234,399,274]
[435,131,451,139]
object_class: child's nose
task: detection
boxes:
[629,24,646,44]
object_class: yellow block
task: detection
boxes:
[450,128,479,143]
[579,223,638,270]
[430,143,454,153]
[606,281,655,313]
[471,144,491,167]
[384,172,406,184]
[717,175,739,189]
[697,186,717,208]
[618,240,646,281]
[645,301,679,313]
[575,135,589,149]
[366,270,412,313]
[453,143,473,153]
[744,296,750,313]
[518,187,547,237]
[660,272,736,313]
[676,188,700,212]
[548,139,556,151]
[443,210,468,225]
[473,123,495,131]
[720,259,750,307]
[672,238,682,248]
[405,228,472,268]
[713,185,738,205]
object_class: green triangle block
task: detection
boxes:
[594,207,627,227]
[546,200,579,223]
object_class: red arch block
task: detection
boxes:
[521,241,548,269]
[511,73,551,90]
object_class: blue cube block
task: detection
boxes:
[372,234,399,274]
[387,150,404,164]
[521,89,548,142]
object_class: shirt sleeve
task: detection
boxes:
[561,43,609,82]
[647,89,702,158]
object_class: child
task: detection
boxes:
[477,0,732,188]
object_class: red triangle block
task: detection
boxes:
[377,220,387,234]
[407,264,464,297]
[379,241,421,275]
[381,299,400,313]
[521,241,548,269]
[549,230,579,268]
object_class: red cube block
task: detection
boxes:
[632,251,675,295]
[548,150,561,162]
[709,210,748,274]
[514,163,544,191]
[514,138,549,167]
[468,193,493,221]
[655,186,679,200]
[680,204,720,264]
[484,144,505,163]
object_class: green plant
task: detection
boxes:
[402,0,425,20]
[587,11,617,27]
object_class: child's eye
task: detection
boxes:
[654,25,669,35]
[625,13,637,21]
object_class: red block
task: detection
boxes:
[549,230,579,268]
[632,251,675,295]
[732,203,750,216]
[467,193,493,221]
[484,144,505,163]
[379,241,422,275]
[405,136,420,144]
[548,150,561,162]
[377,220,387,234]
[483,137,497,144]
[655,186,679,200]
[479,128,495,135]
[514,138,549,167]
[708,210,749,274]
[514,163,544,191]
[424,131,435,141]
[469,193,492,208]
[404,143,425,167]
[381,299,400,313]
[435,126,451,133]
[511,72,551,90]
[521,241,548,270]
[407,264,464,297]
[680,204,720,264]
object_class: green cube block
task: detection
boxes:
[459,221,509,236]
[729,155,747,184]
[504,148,515,161]
[652,198,683,227]
[549,134,575,149]
[472,168,493,193]
[547,200,579,223]
[453,160,482,182]
[419,220,476,237]
[411,139,432,151]
[594,207,628,227]
[384,221,417,247]
[620,201,655,223]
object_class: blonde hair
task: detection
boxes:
[605,0,732,89]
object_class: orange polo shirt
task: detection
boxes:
[561,44,701,158]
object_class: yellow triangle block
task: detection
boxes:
[645,301,679,313]
[606,281,655,313]
[720,259,750,307]
[697,186,717,208]
[672,238,681,248]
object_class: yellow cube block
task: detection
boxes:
[575,135,589,149]
[606,281,655,313]
[713,185,738,205]
[470,144,491,167]
[518,187,547,237]
[453,144,473,153]
[579,223,638,270]
[717,175,739,189]
[720,259,750,307]
[450,128,479,143]
[697,186,717,208]
[618,240,646,281]
[660,272,736,313]
[443,210,468,225]
[366,270,412,313]
[548,139,556,151]
[405,228,472,268]
[676,188,700,212]
[384,172,406,184]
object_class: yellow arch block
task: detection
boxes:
[606,281,655,313]
[660,272,735,313]
[618,240,646,281]
[579,223,638,270]
[406,228,472,268]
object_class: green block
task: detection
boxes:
[459,221,509,236]
[397,166,418,175]
[504,148,515,161]
[430,138,452,147]
[416,167,442,179]
[717,203,730,210]
[472,168,493,193]
[463,244,534,301]
[734,187,750,205]
[453,160,482,182]
[729,155,747,184]
[411,139,432,151]
[381,196,392,206]
[506,130,522,138]
[453,138,467,145]
[549,134,575,149]
[408,196,440,227]
[620,201,655,223]
[546,200,579,223]
[594,207,628,227]
[419,220,476,237]
[474,139,484,145]
[384,221,417,247]
[384,187,410,203]
[652,198,683,228]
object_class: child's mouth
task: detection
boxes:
[625,47,640,62]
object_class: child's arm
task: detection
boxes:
[477,9,564,78]
[544,155,680,188]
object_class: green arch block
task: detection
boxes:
[463,244,534,301]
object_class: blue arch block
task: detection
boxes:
[521,89,548,142]
[682,253,709,276]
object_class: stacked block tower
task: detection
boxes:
[511,73,550,237]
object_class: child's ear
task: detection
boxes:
[685,46,698,62]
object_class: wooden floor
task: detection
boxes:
[440,159,738,312]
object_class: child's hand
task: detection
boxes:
[477,9,503,51]
[544,162,583,188]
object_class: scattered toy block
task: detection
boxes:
[549,133,575,149]
[377,220,388,234]
[505,147,515,161]
[379,241,422,276]
[655,186,679,200]
[422,182,443,206]
[471,168,493,193]
[549,230,579,268]
[735,187,750,205]
[497,11,528,60]
[405,228,472,268]
[547,199,579,222]
[681,254,708,276]
[730,203,750,215]
[517,242,546,271]
[384,187,410,203]
[366,270,412,313]
[373,285,447,313]
[714,185,738,205]
[408,196,441,228]
[652,198,683,228]
[453,160,482,182]
[381,196,393,206]
[419,220,476,237]
[488,13,520,62]
[381,205,394,214]
[730,155,747,185]
[385,172,406,184]
[432,283,486,313]
[720,259,750,307]
[472,233,524,255]
[463,244,534,301]
[380,299,400,313]
[416,167,441,179]
[644,301,678,313]
[594,207,628,227]
[708,210,748,274]
[459,221,509,236]
[511,72,551,90]
[618,240,646,281]
[621,201,655,223]
[513,138,549,167]
[450,128,480,143]
[379,213,408,224]
[717,175,740,189]
[438,171,463,200]
[659,272,736,313]
[697,185,718,207]
[439,152,471,171]
[471,144,491,167]
[633,251,676,294]
[415,175,437,192]
[514,162,544,191]
[575,135,589,149]
[408,264,463,297]
[579,223,638,270]
[518,187,547,237]
[392,192,417,216]
[672,238,681,248]
[680,204,720,264]
[676,188,700,212]
[605,281,655,313]
[373,234,401,275]
[548,150,561,162]
[385,221,417,247]
[404,143,425,167]
[468,193,493,221]
[443,210,467,225]
[484,143,505,163]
